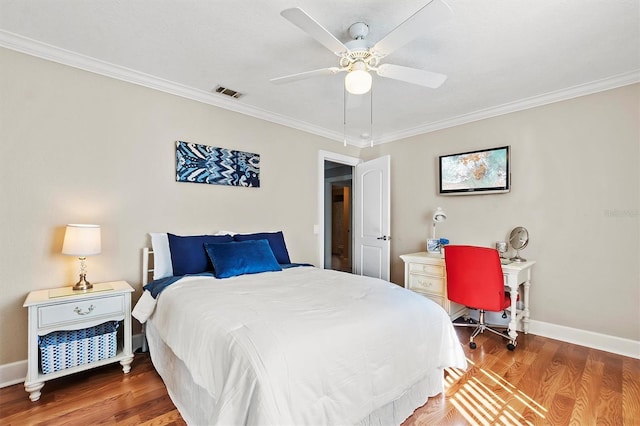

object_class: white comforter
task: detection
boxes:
[142,267,466,425]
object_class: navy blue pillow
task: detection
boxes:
[233,231,291,264]
[205,239,282,279]
[168,233,233,276]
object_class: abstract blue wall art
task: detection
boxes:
[175,141,260,188]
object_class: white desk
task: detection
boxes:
[400,252,535,343]
[501,259,536,342]
[400,252,465,319]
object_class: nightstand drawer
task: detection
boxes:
[38,295,125,329]
[409,262,444,276]
[408,273,445,294]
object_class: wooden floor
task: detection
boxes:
[1,329,639,425]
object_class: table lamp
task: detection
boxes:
[62,224,101,291]
[432,207,447,239]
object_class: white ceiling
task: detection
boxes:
[1,0,638,147]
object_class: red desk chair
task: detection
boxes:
[444,245,516,351]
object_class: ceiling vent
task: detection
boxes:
[214,85,243,99]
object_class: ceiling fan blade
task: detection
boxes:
[373,0,453,58]
[376,63,447,89]
[270,67,343,85]
[281,8,348,56]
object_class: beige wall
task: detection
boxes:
[1,46,638,366]
[365,84,640,341]
[0,48,359,364]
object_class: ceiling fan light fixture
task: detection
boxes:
[345,62,372,95]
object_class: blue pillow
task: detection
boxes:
[168,233,233,276]
[205,239,282,279]
[233,231,291,264]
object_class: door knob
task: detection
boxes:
[376,236,391,241]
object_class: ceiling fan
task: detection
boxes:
[270,0,453,95]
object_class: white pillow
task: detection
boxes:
[150,232,173,280]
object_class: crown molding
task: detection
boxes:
[378,70,640,145]
[0,30,346,143]
[2,30,638,148]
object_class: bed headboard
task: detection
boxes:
[142,247,154,286]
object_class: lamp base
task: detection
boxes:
[72,274,93,291]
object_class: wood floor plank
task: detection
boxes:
[596,385,622,425]
[136,409,186,426]
[601,352,624,393]
[552,338,588,400]
[621,357,640,425]
[1,331,639,425]
[533,393,567,426]
[502,340,559,424]
[569,350,606,423]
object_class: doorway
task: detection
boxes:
[317,151,390,280]
[324,160,353,273]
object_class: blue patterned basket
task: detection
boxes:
[38,321,118,374]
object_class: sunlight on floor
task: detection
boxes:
[444,359,548,426]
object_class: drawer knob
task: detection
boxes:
[74,305,95,316]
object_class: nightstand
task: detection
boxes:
[400,252,466,320]
[23,281,134,402]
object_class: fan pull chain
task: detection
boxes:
[370,85,374,148]
[343,85,347,147]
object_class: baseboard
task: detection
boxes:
[528,320,640,359]
[0,359,28,388]
[2,326,638,388]
[0,333,145,389]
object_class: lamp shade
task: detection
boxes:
[433,207,447,223]
[62,224,101,256]
[344,62,372,95]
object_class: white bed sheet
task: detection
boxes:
[131,289,156,323]
[144,267,466,425]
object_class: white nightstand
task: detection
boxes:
[23,281,134,402]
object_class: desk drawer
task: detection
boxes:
[409,262,444,276]
[408,273,445,295]
[38,295,125,329]
[414,292,447,310]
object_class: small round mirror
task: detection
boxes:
[509,226,529,262]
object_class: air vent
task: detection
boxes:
[214,85,243,99]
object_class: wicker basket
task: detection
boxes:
[38,321,118,374]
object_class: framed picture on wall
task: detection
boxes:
[175,140,260,188]
[438,146,510,195]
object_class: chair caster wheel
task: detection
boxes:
[507,343,516,351]
[469,342,477,349]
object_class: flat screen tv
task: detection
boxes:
[439,146,510,195]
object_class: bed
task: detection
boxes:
[133,231,466,425]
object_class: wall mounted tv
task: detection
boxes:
[439,146,510,195]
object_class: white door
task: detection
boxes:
[354,155,390,281]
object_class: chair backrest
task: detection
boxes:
[444,245,505,312]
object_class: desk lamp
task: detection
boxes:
[62,224,101,291]
[432,207,447,239]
